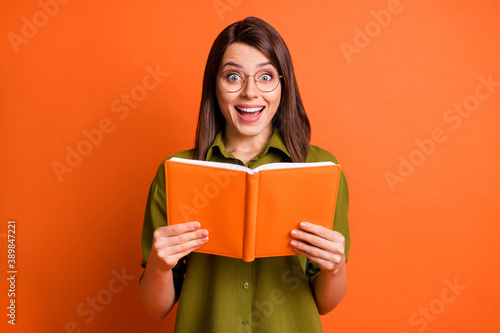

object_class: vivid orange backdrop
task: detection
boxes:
[1,0,500,332]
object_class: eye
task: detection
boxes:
[258,73,273,82]
[226,73,243,82]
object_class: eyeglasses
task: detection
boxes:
[217,69,283,93]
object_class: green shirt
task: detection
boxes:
[141,130,350,332]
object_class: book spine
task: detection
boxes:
[164,161,171,225]
[243,173,259,262]
[330,166,342,227]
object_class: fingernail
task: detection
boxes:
[201,236,209,242]
[194,222,201,229]
[291,230,298,237]
[290,240,297,247]
[300,222,308,229]
[201,230,208,237]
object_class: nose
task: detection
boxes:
[240,75,259,98]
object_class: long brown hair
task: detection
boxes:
[193,17,311,162]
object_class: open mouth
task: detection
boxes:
[235,106,265,115]
[234,106,265,123]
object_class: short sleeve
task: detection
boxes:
[306,170,350,287]
[140,161,186,300]
[333,170,350,262]
[305,146,350,286]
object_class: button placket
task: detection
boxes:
[238,260,253,330]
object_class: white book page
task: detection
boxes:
[253,161,335,173]
[168,157,251,172]
[169,157,335,174]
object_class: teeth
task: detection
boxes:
[236,107,263,113]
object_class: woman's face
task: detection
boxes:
[216,42,281,140]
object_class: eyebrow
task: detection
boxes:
[221,61,274,69]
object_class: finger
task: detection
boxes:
[290,239,333,262]
[156,235,209,260]
[172,240,209,260]
[297,222,336,241]
[293,247,343,273]
[167,229,209,247]
[290,228,335,253]
[170,237,209,256]
[154,222,202,238]
[291,241,344,272]
[151,235,209,271]
[297,222,346,245]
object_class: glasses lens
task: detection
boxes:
[219,71,244,92]
[255,69,280,92]
[219,69,280,92]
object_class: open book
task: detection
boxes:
[164,157,341,261]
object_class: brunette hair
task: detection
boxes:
[192,17,311,162]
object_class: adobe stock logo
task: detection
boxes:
[7,0,72,54]
[49,267,135,333]
[51,64,169,182]
[250,261,310,327]
[212,0,245,21]
[177,170,231,221]
[385,74,499,192]
[339,0,406,64]
[400,277,467,333]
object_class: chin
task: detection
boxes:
[234,123,272,138]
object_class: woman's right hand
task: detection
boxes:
[141,222,207,319]
[148,222,209,272]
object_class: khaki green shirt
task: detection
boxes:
[141,130,350,332]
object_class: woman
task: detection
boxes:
[140,17,350,332]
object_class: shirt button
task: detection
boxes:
[242,318,248,326]
[247,163,254,168]
[243,282,249,289]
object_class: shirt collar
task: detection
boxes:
[205,129,291,161]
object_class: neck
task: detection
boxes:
[222,126,273,164]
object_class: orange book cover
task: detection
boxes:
[164,157,341,261]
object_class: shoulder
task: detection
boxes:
[306,145,339,164]
[166,149,194,161]
[151,149,195,186]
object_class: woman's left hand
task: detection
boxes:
[290,222,345,275]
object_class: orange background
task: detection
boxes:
[1,0,499,332]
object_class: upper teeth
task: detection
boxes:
[237,107,263,112]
